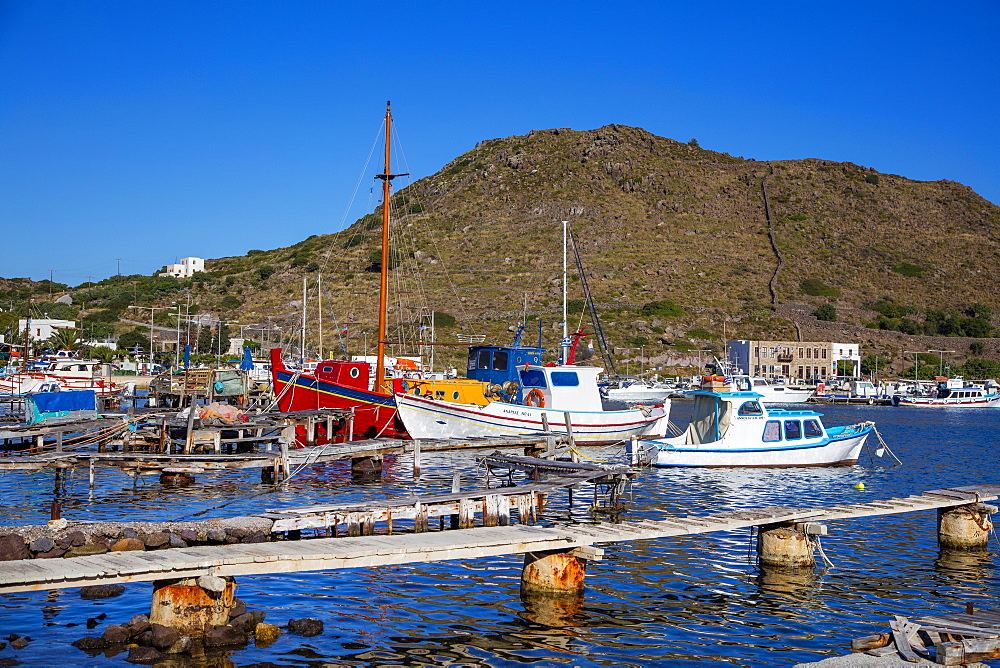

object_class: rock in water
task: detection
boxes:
[288,618,324,637]
[203,624,247,647]
[80,584,125,599]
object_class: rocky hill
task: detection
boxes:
[6,125,1000,376]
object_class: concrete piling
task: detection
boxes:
[756,524,813,569]
[937,503,997,550]
[149,576,235,636]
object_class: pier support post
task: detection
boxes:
[937,503,996,550]
[521,546,602,596]
[756,524,814,569]
[412,439,421,477]
[149,576,236,636]
[351,455,382,480]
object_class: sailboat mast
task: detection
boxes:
[375,102,393,393]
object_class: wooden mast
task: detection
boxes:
[374,101,407,393]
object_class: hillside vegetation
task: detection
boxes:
[4,125,1000,376]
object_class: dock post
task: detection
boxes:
[412,439,421,477]
[149,576,236,637]
[756,523,814,569]
[88,457,95,487]
[937,503,996,550]
[351,455,382,480]
[184,400,198,454]
[55,430,63,453]
[563,413,578,462]
[348,408,355,441]
[520,546,602,596]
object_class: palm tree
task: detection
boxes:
[45,327,81,353]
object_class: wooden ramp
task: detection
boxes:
[0,484,996,594]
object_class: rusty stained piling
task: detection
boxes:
[520,545,603,596]
[938,503,997,550]
[756,523,814,569]
[149,576,236,636]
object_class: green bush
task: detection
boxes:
[567,299,586,315]
[432,312,457,328]
[800,279,840,297]
[864,174,880,185]
[219,295,242,310]
[892,262,925,277]
[641,300,684,318]
[257,265,275,281]
[812,303,837,321]
[685,328,717,340]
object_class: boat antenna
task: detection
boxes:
[373,100,408,393]
[569,228,616,375]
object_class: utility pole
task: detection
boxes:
[130,305,167,369]
[904,350,924,384]
[116,259,122,276]
[927,349,954,378]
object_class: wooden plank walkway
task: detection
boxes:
[0,484,995,594]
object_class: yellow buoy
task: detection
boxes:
[853,482,866,491]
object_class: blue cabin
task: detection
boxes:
[465,344,544,402]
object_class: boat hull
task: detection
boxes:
[640,424,871,468]
[894,395,1000,408]
[270,367,405,439]
[395,393,669,444]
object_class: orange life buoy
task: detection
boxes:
[524,389,545,408]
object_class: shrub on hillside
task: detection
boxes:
[812,303,837,321]
[892,262,925,277]
[800,279,840,297]
[641,300,683,318]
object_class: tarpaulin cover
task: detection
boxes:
[31,390,96,413]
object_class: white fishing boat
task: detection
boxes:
[627,390,872,467]
[395,363,669,444]
[893,377,1000,408]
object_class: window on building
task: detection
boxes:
[754,347,759,357]
[797,366,804,378]
[822,349,827,359]
[798,347,804,357]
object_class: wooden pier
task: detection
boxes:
[0,483,995,595]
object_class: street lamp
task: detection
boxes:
[904,350,924,384]
[130,305,168,369]
[692,349,711,378]
[927,349,954,378]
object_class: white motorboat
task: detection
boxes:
[395,363,669,444]
[727,375,814,404]
[603,378,674,404]
[627,390,872,467]
[893,377,1000,408]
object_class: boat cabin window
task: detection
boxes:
[321,366,333,373]
[520,369,547,388]
[492,351,508,371]
[752,379,767,386]
[784,420,801,440]
[737,401,763,416]
[550,371,579,387]
[804,419,823,438]
[763,421,781,442]
[477,350,491,370]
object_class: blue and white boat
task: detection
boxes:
[627,390,873,467]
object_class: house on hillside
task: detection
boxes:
[17,318,77,342]
[728,340,862,382]
[159,257,205,279]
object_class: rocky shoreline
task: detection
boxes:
[0,516,274,560]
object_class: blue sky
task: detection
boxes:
[2,1,998,284]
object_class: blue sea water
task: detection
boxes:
[0,402,996,666]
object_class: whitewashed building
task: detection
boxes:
[159,257,205,279]
[17,319,77,342]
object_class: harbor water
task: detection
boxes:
[0,402,996,666]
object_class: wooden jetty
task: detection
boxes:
[0,483,995,596]
[846,606,1000,665]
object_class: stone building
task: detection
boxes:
[728,340,862,382]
